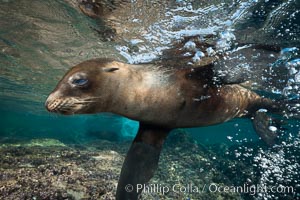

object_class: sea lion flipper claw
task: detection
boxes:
[116,124,170,200]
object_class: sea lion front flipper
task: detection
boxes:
[116,123,170,200]
[252,110,279,146]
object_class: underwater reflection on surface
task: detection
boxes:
[0,0,299,199]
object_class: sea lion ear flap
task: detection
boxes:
[102,67,119,72]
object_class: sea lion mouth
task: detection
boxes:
[45,97,97,115]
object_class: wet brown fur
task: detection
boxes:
[46,58,273,129]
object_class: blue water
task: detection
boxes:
[0,0,300,199]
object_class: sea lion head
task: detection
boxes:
[45,58,121,115]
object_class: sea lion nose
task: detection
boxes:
[45,95,52,112]
[45,91,59,112]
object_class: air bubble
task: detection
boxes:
[268,126,277,132]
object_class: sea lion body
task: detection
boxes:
[46,58,268,128]
[46,58,279,199]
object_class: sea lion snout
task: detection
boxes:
[45,91,60,112]
[45,93,96,115]
[45,91,74,114]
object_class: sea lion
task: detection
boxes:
[45,58,280,199]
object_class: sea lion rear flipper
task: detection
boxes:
[116,123,170,200]
[252,110,279,146]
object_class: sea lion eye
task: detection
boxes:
[72,78,89,86]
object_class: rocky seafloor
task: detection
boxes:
[0,131,299,200]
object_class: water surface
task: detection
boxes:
[0,0,299,199]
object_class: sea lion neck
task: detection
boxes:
[107,63,177,122]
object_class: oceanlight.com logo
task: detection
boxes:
[124,183,294,196]
[207,183,294,196]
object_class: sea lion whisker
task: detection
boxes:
[78,100,97,102]
[72,100,96,104]
[60,105,76,108]
[82,97,103,100]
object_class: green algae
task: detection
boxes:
[0,138,66,148]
